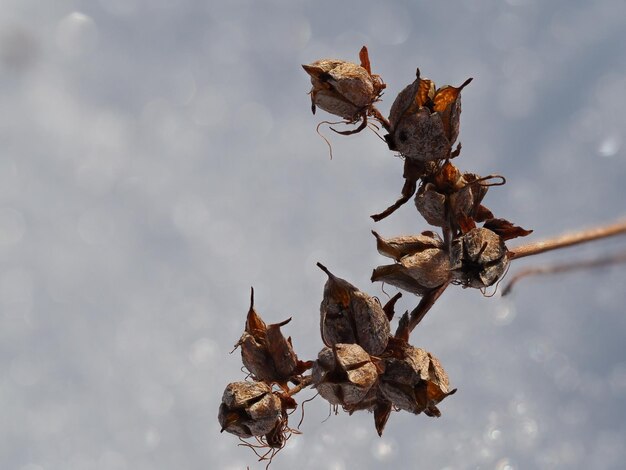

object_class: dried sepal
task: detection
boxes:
[432,78,472,144]
[379,340,455,416]
[218,381,282,438]
[382,292,402,322]
[318,263,390,355]
[302,46,385,133]
[312,343,378,407]
[373,397,393,436]
[371,232,450,295]
[450,227,509,288]
[372,230,443,261]
[483,218,533,241]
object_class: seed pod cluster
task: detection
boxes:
[218,288,312,453]
[218,45,540,465]
[312,264,455,435]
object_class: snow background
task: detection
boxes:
[1,0,626,469]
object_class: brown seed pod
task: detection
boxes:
[379,339,455,416]
[237,288,310,386]
[318,263,390,355]
[450,227,509,288]
[385,70,471,162]
[371,231,450,295]
[218,381,282,438]
[312,343,378,407]
[302,46,385,134]
[414,183,447,227]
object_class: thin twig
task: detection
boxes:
[287,375,313,397]
[502,250,626,296]
[396,280,451,337]
[369,106,391,132]
[507,220,626,260]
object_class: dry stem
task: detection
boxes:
[507,220,626,260]
[398,280,451,336]
[287,375,313,397]
[502,250,626,296]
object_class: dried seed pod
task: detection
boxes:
[302,46,385,131]
[218,381,282,438]
[318,263,390,355]
[312,343,378,407]
[379,340,455,416]
[450,227,509,288]
[385,70,471,162]
[371,231,450,295]
[237,288,309,386]
[414,182,447,227]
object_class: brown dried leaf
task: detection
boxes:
[475,204,494,222]
[483,218,533,241]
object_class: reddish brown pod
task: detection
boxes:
[450,227,509,288]
[371,230,451,295]
[379,338,455,417]
[236,288,311,388]
[302,46,386,135]
[385,70,472,162]
[318,262,390,355]
[312,343,378,407]
[218,381,282,438]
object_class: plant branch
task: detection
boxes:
[507,220,626,261]
[396,280,451,337]
[502,250,626,296]
[287,375,313,397]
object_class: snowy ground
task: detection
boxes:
[1,1,626,469]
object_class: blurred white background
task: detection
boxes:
[1,0,625,469]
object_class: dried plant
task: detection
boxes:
[218,45,626,467]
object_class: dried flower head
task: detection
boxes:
[450,227,509,288]
[371,231,451,295]
[312,343,378,407]
[318,262,390,355]
[218,381,282,438]
[236,288,310,387]
[385,70,472,162]
[302,46,385,134]
[379,338,455,416]
[415,162,495,231]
